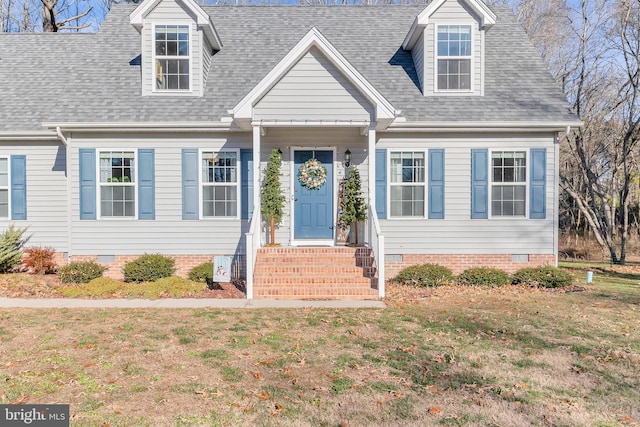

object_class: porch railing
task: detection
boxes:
[366,204,385,298]
[245,207,260,299]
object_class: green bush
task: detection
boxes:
[457,267,511,287]
[188,262,213,286]
[123,254,175,283]
[0,225,29,273]
[58,261,106,284]
[395,263,453,287]
[512,266,573,288]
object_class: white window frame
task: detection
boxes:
[489,149,529,219]
[0,157,10,219]
[387,150,428,219]
[434,23,474,93]
[152,22,192,93]
[97,150,137,220]
[199,149,240,220]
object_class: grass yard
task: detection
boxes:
[0,264,639,426]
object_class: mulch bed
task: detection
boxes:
[0,273,246,299]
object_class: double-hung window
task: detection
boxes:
[155,24,190,91]
[0,158,8,217]
[202,151,238,217]
[100,151,135,217]
[491,151,526,217]
[389,151,426,217]
[437,25,472,91]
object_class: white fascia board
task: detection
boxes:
[130,0,221,49]
[0,130,59,141]
[387,120,583,132]
[42,122,238,133]
[403,0,496,50]
[232,27,397,124]
[402,18,422,50]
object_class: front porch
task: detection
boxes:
[244,126,385,300]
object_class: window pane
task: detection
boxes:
[0,189,7,217]
[167,40,177,56]
[202,183,237,218]
[491,182,526,217]
[438,25,472,59]
[0,158,7,187]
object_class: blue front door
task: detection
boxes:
[294,150,333,240]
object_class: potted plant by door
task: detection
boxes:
[261,148,286,246]
[341,166,367,245]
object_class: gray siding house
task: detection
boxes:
[0,0,580,299]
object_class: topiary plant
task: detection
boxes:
[123,254,175,283]
[512,266,573,288]
[261,148,286,246]
[188,262,214,286]
[0,225,29,273]
[395,263,453,287]
[457,267,511,287]
[340,166,367,245]
[58,260,107,284]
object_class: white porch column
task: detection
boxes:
[252,125,262,241]
[368,126,376,205]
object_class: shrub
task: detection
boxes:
[512,266,573,288]
[189,262,213,286]
[457,267,511,287]
[0,225,29,273]
[58,261,107,284]
[395,263,453,287]
[123,254,175,283]
[60,277,123,297]
[22,246,57,274]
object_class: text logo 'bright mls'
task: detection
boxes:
[0,405,69,426]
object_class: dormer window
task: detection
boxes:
[154,24,190,91]
[436,25,472,91]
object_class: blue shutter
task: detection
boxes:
[375,149,387,219]
[428,149,445,219]
[10,155,27,220]
[530,148,547,219]
[471,149,488,219]
[182,149,199,220]
[240,149,253,220]
[138,149,155,220]
[79,148,96,220]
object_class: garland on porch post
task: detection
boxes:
[261,148,286,246]
[340,166,367,245]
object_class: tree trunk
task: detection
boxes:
[354,221,359,245]
[270,216,275,246]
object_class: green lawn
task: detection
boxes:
[0,263,638,426]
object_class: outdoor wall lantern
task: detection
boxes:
[344,149,352,167]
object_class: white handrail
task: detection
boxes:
[245,207,261,299]
[367,204,385,298]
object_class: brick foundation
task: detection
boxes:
[385,254,557,280]
[61,254,245,281]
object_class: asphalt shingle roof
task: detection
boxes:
[0,4,577,132]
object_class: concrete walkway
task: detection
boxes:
[0,298,386,309]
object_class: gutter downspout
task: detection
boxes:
[56,127,72,264]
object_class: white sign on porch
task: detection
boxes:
[213,256,232,283]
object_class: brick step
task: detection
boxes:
[256,254,371,264]
[253,278,374,286]
[253,246,378,300]
[254,289,380,300]
[254,266,375,275]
